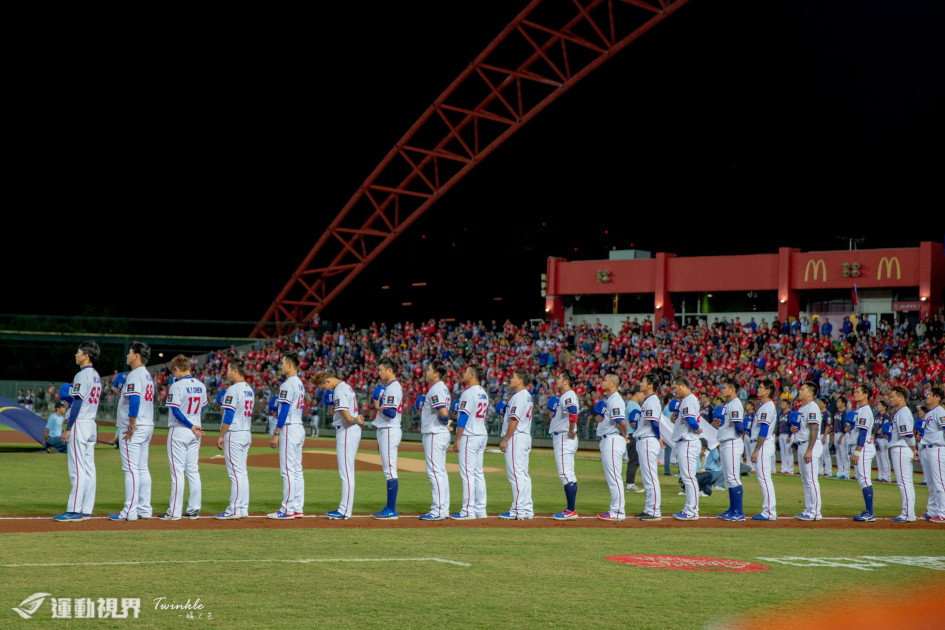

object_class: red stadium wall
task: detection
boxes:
[546,242,945,323]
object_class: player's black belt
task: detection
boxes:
[921,444,943,449]
[552,431,574,436]
[794,440,807,446]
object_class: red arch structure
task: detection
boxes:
[253,0,691,338]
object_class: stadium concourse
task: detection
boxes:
[137,313,944,427]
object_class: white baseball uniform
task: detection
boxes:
[920,405,945,519]
[888,405,916,520]
[374,380,403,483]
[220,381,254,518]
[673,394,702,517]
[501,388,533,519]
[795,401,824,519]
[752,400,777,519]
[276,374,306,515]
[332,380,361,518]
[116,367,155,520]
[597,391,627,519]
[852,404,876,491]
[65,365,102,515]
[165,375,207,518]
[549,388,579,486]
[421,380,451,518]
[634,393,663,518]
[875,414,891,481]
[455,385,489,518]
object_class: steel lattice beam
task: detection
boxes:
[253,0,690,338]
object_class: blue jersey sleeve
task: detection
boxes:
[171,407,193,429]
[457,411,469,428]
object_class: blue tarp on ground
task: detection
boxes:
[0,398,45,444]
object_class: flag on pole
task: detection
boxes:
[851,284,858,308]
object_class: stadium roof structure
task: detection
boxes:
[252,0,692,338]
[544,241,945,322]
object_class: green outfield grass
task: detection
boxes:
[1,529,943,629]
[0,426,932,518]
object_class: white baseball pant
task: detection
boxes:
[755,438,777,519]
[552,432,578,485]
[66,420,97,515]
[118,425,153,520]
[504,433,532,518]
[377,427,402,481]
[636,437,662,517]
[599,434,626,519]
[676,439,701,517]
[279,424,305,514]
[336,423,361,517]
[457,433,487,518]
[167,425,202,518]
[778,434,793,474]
[875,438,891,481]
[853,442,876,490]
[720,439,744,489]
[889,445,916,520]
[922,445,945,518]
[223,430,251,517]
[797,440,824,518]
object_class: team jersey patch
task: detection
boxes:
[682,407,689,415]
[731,410,740,419]
[760,413,767,420]
[612,407,620,415]
[857,417,866,426]
[127,384,136,393]
[280,389,287,398]
[73,384,81,392]
[645,410,656,418]
[432,395,439,404]
[387,396,394,404]
[511,407,517,414]
[808,413,816,420]
[460,401,467,409]
[225,396,233,405]
[167,394,174,403]
[899,424,907,432]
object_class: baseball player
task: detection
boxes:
[919,387,945,523]
[159,355,206,520]
[215,358,255,520]
[874,399,892,482]
[315,370,364,520]
[792,381,825,521]
[887,385,917,522]
[595,373,628,521]
[499,368,534,520]
[714,377,746,521]
[750,378,778,520]
[109,373,127,448]
[54,341,102,522]
[834,397,851,479]
[450,364,489,520]
[110,341,155,522]
[625,385,644,493]
[634,373,664,521]
[371,357,403,520]
[419,360,451,520]
[547,369,580,520]
[849,384,877,522]
[670,376,702,521]
[742,400,756,468]
[268,351,306,520]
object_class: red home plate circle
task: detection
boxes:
[606,555,769,573]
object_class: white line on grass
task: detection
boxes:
[1,557,471,568]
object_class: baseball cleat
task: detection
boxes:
[267,511,295,520]
[751,514,771,521]
[156,513,181,521]
[419,512,446,521]
[213,513,240,520]
[498,512,515,520]
[722,513,746,522]
[597,512,625,521]
[325,510,350,520]
[852,513,875,522]
[672,512,698,521]
[552,510,578,520]
[793,513,815,521]
[137,514,152,519]
[183,509,200,519]
[929,515,945,523]
[639,513,662,522]
[626,484,644,493]
[920,513,931,520]
[475,513,488,519]
[372,507,399,520]
[292,513,305,518]
[107,514,133,521]
[449,512,476,520]
[53,512,86,522]
[715,511,733,520]
[890,516,916,522]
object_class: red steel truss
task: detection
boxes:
[253,0,690,337]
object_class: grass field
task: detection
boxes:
[2,426,943,628]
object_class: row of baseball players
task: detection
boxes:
[52,340,945,523]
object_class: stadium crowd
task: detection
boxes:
[126,311,944,440]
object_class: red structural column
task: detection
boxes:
[919,241,945,318]
[654,252,675,324]
[778,247,800,322]
[546,256,565,323]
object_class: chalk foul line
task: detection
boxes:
[1,557,471,568]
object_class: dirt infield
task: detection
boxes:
[1,513,937,535]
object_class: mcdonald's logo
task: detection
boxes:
[804,259,827,282]
[877,256,901,280]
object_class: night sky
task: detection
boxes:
[7,1,943,331]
